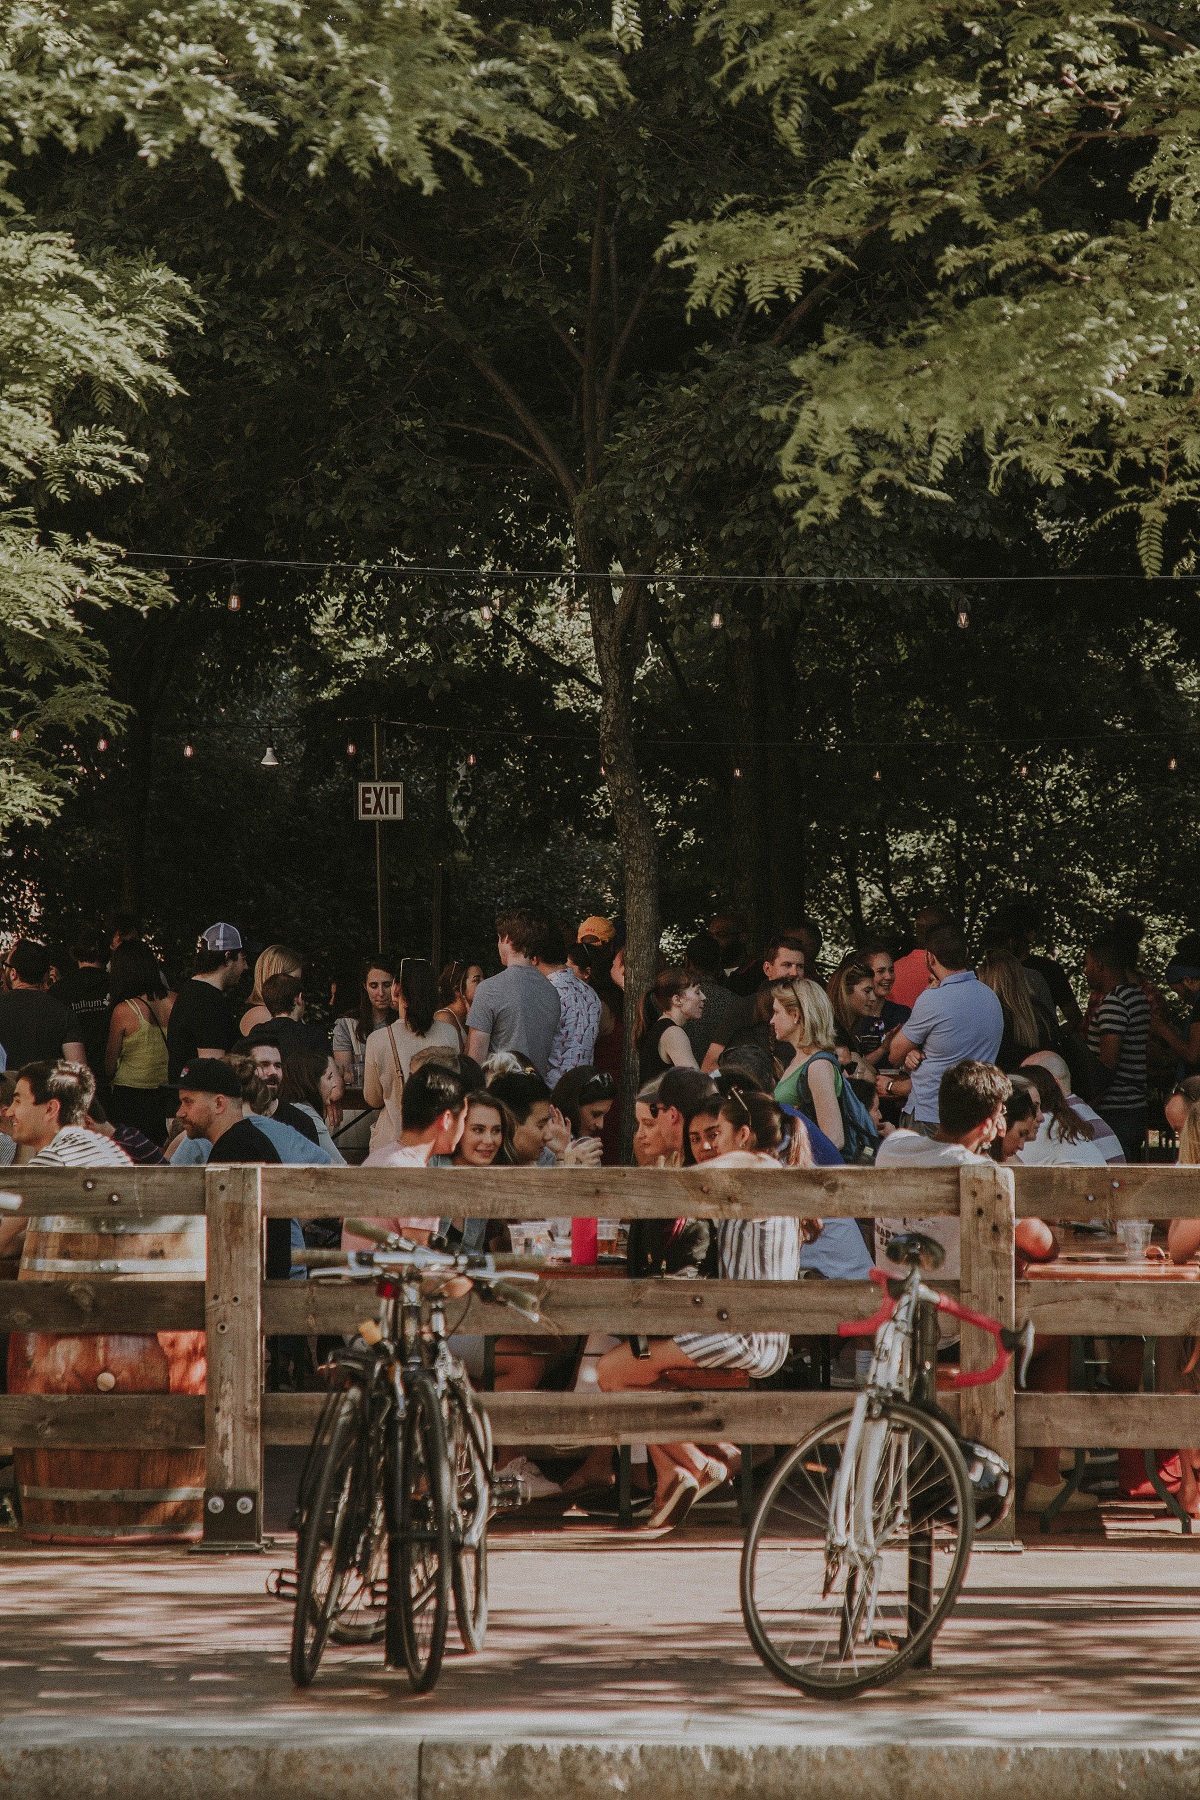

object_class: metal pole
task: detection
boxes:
[431,754,447,971]
[373,719,387,955]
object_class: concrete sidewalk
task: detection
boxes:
[4,1519,1200,1797]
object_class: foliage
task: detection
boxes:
[675,0,1200,571]
[0,199,189,831]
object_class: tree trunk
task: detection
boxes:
[586,559,659,1155]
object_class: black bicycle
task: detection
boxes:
[288,1229,539,1693]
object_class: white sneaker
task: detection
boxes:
[503,1455,562,1501]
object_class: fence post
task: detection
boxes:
[958,1162,1016,1542]
[203,1164,263,1546]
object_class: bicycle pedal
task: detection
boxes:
[490,1472,525,1511]
[266,1567,298,1601]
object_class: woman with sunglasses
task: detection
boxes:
[362,957,460,1152]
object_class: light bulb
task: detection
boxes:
[261,743,280,768]
[346,741,356,756]
[956,606,970,629]
[184,741,194,758]
[97,737,108,752]
[733,766,742,779]
[1019,761,1027,777]
[1169,756,1178,771]
[711,610,723,629]
[467,752,476,767]
[873,768,882,781]
[480,604,493,623]
[9,727,19,742]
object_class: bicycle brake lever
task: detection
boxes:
[1001,1320,1035,1389]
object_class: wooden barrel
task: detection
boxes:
[7,1214,207,1544]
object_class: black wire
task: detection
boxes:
[119,549,1195,586]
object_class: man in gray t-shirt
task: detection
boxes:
[466,910,561,1078]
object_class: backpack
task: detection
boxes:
[794,1049,880,1165]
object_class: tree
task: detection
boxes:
[0,199,188,832]
[677,0,1200,572]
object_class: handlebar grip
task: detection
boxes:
[487,1280,544,1322]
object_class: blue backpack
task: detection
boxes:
[793,1050,880,1165]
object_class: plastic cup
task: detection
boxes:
[1117,1220,1153,1260]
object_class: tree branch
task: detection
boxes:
[769,274,840,349]
[598,267,658,443]
[583,172,610,486]
[491,614,601,694]
[444,422,559,483]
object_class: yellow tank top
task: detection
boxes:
[113,999,169,1089]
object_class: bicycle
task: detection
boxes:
[288,1227,540,1694]
[741,1229,1034,1697]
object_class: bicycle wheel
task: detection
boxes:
[290,1385,364,1687]
[386,1372,452,1692]
[741,1400,974,1697]
[446,1379,491,1653]
[329,1486,387,1645]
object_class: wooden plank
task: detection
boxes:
[259,1163,961,1219]
[1019,1279,1200,1336]
[264,1387,959,1447]
[204,1165,263,1543]
[0,1278,203,1333]
[0,1167,206,1216]
[1016,1391,1200,1447]
[1015,1165,1200,1221]
[957,1163,1016,1540]
[263,1276,891,1337]
[0,1394,204,1451]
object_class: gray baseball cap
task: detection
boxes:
[199,921,243,953]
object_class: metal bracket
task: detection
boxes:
[201,1488,260,1546]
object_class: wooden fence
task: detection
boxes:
[3,1161,1200,1544]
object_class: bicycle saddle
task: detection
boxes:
[884,1230,946,1271]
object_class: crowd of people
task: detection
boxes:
[3,896,1200,1525]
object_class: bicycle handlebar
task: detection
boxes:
[837,1267,1033,1391]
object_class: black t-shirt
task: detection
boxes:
[243,1017,330,1062]
[208,1118,283,1164]
[273,1100,321,1145]
[167,980,238,1082]
[0,989,82,1069]
[52,967,110,1070]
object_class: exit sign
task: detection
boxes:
[357,780,405,821]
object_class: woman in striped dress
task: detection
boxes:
[596,1088,802,1528]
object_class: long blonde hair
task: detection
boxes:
[1180,1100,1200,1167]
[248,943,302,1007]
[770,977,836,1051]
[978,949,1039,1052]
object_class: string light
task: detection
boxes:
[873,768,882,781]
[956,604,970,629]
[97,737,108,753]
[183,740,194,758]
[9,727,19,742]
[261,731,280,768]
[227,566,242,612]
[1169,756,1178,771]
[479,603,493,623]
[466,752,476,767]
[711,610,723,628]
[346,740,357,755]
[1018,760,1028,777]
[733,766,742,779]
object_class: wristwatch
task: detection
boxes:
[886,1079,895,1095]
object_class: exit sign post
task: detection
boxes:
[357,780,405,821]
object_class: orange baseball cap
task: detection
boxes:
[578,916,616,945]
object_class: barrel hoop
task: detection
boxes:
[22,1486,205,1504]
[19,1522,201,1537]
[23,1257,205,1275]
[28,1216,204,1236]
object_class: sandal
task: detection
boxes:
[644,1470,700,1530]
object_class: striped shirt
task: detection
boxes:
[1087,984,1150,1109]
[29,1127,133,1168]
[675,1151,800,1380]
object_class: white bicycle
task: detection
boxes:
[741,1230,1033,1697]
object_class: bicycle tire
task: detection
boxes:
[446,1378,490,1653]
[329,1487,387,1645]
[290,1385,364,1687]
[386,1371,452,1692]
[741,1400,974,1698]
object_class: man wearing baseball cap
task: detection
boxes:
[166,923,247,1084]
[175,1058,293,1282]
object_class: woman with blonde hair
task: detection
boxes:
[977,948,1050,1071]
[239,944,303,1037]
[769,977,847,1151]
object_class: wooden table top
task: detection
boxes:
[1026,1256,1200,1281]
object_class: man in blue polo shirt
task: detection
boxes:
[885,924,1002,1133]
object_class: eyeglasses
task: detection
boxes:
[579,1073,616,1104]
